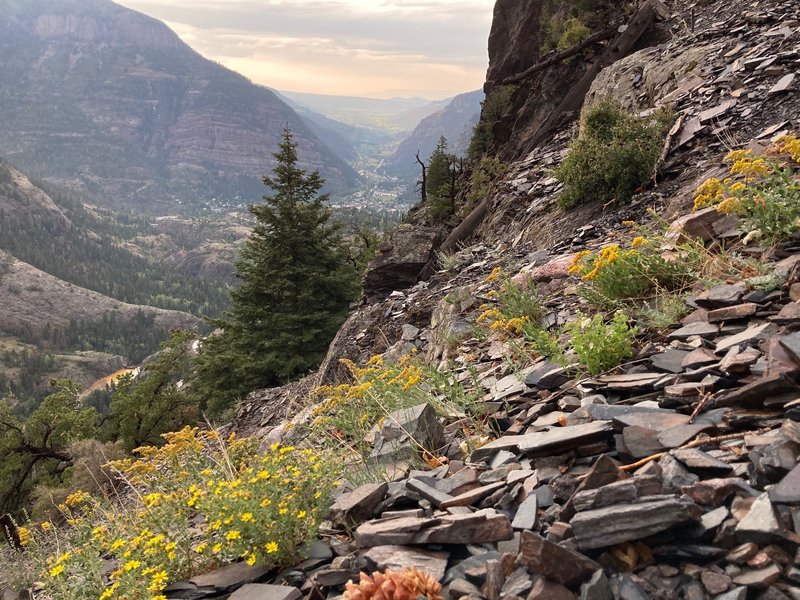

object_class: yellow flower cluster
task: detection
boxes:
[775,134,800,163]
[692,177,725,211]
[727,149,770,181]
[34,426,336,600]
[579,244,621,281]
[485,266,504,283]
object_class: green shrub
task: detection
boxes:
[467,156,506,209]
[557,18,591,51]
[568,239,694,306]
[311,354,482,462]
[566,311,638,375]
[468,86,516,160]
[556,98,672,209]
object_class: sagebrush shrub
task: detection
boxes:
[556,98,672,209]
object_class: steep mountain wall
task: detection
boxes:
[0,0,358,213]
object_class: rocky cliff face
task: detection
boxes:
[0,0,358,213]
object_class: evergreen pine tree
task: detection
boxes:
[426,137,461,218]
[193,129,358,416]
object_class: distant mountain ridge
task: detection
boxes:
[382,90,484,181]
[0,0,358,213]
[279,91,454,132]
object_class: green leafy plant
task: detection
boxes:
[557,18,591,51]
[468,86,516,160]
[556,98,672,209]
[565,311,638,375]
[466,156,506,210]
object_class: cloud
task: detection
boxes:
[117,0,494,98]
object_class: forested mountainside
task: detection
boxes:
[382,90,484,181]
[0,160,210,408]
[0,0,358,214]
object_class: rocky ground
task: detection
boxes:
[212,0,800,597]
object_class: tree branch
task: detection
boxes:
[502,23,622,86]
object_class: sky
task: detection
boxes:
[117,0,496,100]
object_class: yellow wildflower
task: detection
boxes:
[297,510,307,519]
[775,134,800,163]
[18,527,31,547]
[486,266,504,283]
[149,570,169,592]
[266,541,279,554]
[64,490,90,507]
[241,512,254,523]
[123,560,142,572]
[568,250,591,275]
[49,564,65,578]
[226,530,241,541]
[631,236,647,248]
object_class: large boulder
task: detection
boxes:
[362,225,442,301]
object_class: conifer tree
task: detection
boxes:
[426,137,461,218]
[193,129,358,416]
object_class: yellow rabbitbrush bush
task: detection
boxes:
[567,237,694,306]
[9,427,339,600]
[311,353,483,461]
[693,135,800,245]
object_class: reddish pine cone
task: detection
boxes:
[344,568,443,600]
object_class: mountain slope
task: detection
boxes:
[0,160,230,316]
[382,90,483,181]
[0,0,358,213]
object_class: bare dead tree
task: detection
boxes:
[415,151,427,204]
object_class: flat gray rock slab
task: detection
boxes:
[770,462,800,504]
[735,493,781,544]
[657,423,713,448]
[517,530,599,588]
[715,322,772,353]
[511,493,538,530]
[355,509,513,547]
[707,303,758,322]
[189,563,272,591]
[714,373,800,408]
[362,545,449,581]
[471,421,612,461]
[667,321,720,341]
[650,349,691,373]
[695,283,746,308]
[330,482,388,526]
[440,480,506,508]
[681,348,719,369]
[570,495,701,550]
[672,448,733,476]
[406,478,453,508]
[229,585,301,600]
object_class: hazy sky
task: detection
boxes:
[117,0,495,100]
